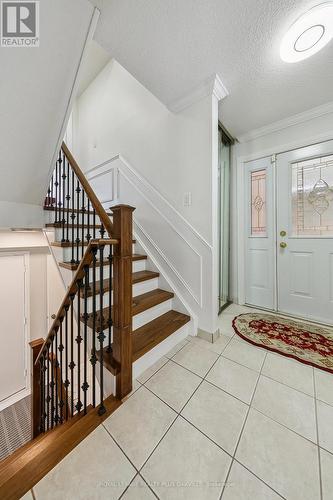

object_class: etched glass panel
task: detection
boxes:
[292,154,333,236]
[251,169,266,236]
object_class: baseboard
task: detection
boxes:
[197,327,220,343]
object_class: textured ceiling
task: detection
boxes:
[91,0,333,138]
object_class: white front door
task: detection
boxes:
[277,141,333,324]
[245,157,275,309]
[0,254,28,406]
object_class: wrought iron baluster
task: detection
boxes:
[54,160,59,224]
[59,319,64,424]
[58,152,62,227]
[61,151,66,242]
[100,223,105,240]
[71,170,75,264]
[64,303,69,421]
[51,174,54,209]
[107,245,113,352]
[93,209,96,239]
[69,294,75,416]
[83,265,90,414]
[46,345,50,431]
[81,190,85,261]
[76,280,83,414]
[98,244,106,415]
[76,180,81,264]
[87,199,91,244]
[55,328,59,425]
[50,335,55,429]
[39,358,44,433]
[90,246,97,407]
[66,156,70,242]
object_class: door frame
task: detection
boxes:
[0,251,30,412]
[236,132,333,307]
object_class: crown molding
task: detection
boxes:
[168,74,228,113]
[237,100,333,143]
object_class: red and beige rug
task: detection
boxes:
[232,313,333,374]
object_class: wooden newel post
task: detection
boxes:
[111,204,135,399]
[29,338,44,438]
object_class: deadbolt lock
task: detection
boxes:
[280,242,287,249]
[280,230,287,237]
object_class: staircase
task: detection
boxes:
[0,142,190,499]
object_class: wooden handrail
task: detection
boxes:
[61,142,114,236]
[35,238,118,365]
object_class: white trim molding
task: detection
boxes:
[84,154,217,334]
[238,100,333,143]
[168,73,229,113]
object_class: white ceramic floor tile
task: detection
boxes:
[206,357,259,404]
[182,381,248,455]
[317,400,333,453]
[122,475,157,500]
[142,417,231,500]
[320,448,333,500]
[262,352,314,396]
[222,338,266,372]
[314,369,333,406]
[189,334,231,354]
[34,426,136,500]
[104,386,176,469]
[222,461,282,500]
[236,409,320,500]
[172,343,219,377]
[252,376,317,442]
[145,360,201,411]
[165,339,189,359]
[137,357,169,384]
[20,492,33,500]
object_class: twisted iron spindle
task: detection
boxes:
[90,246,98,408]
[76,279,83,413]
[98,244,106,415]
[69,294,75,416]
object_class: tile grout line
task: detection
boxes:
[102,423,161,500]
[313,368,323,500]
[219,352,276,500]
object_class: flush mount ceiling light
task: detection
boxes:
[280,2,333,62]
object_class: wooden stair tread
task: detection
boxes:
[132,310,191,361]
[44,206,112,216]
[59,254,147,270]
[51,238,136,248]
[46,223,102,229]
[95,310,190,374]
[80,270,159,297]
[0,395,121,500]
[83,288,174,331]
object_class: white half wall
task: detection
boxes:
[73,59,221,333]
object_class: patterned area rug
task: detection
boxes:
[0,395,31,461]
[233,313,333,374]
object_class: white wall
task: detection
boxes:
[72,59,220,334]
[75,60,214,244]
[230,110,333,302]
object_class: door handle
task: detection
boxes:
[280,242,287,248]
[280,230,287,237]
[51,314,56,319]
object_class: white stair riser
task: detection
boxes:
[86,258,146,281]
[87,299,173,348]
[82,277,159,313]
[133,299,172,330]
